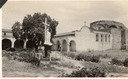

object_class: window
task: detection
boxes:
[4,32,6,36]
[105,34,107,42]
[96,33,99,42]
[108,35,110,42]
[101,34,103,42]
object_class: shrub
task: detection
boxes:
[18,52,32,63]
[123,58,128,67]
[91,56,100,63]
[75,54,85,61]
[61,67,106,77]
[83,55,92,62]
[75,54,100,63]
[111,58,123,66]
[6,48,15,51]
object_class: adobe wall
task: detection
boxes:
[75,26,92,52]
[75,26,112,52]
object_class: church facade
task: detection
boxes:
[52,20,128,52]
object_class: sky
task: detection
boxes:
[2,0,128,34]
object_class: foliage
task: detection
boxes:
[111,58,123,66]
[12,13,59,51]
[123,58,128,67]
[22,13,59,44]
[75,54,85,61]
[17,52,32,62]
[75,54,100,63]
[62,52,100,63]
[12,21,22,39]
[91,56,100,63]
[61,67,106,77]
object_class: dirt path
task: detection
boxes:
[51,51,84,74]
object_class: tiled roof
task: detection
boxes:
[54,31,75,37]
[2,29,12,33]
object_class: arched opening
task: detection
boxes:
[109,25,117,28]
[14,39,24,49]
[2,39,12,50]
[62,40,67,51]
[56,40,61,51]
[26,40,35,49]
[70,40,76,52]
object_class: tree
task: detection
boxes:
[12,21,22,39]
[22,12,59,52]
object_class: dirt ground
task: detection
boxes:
[2,50,128,77]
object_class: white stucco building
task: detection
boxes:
[52,20,128,52]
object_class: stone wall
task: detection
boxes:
[111,28,121,49]
[126,30,128,50]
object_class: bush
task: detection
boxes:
[91,56,100,63]
[6,48,15,51]
[123,58,128,67]
[83,55,92,62]
[18,52,32,63]
[75,54,85,61]
[61,67,106,77]
[111,58,123,66]
[75,54,100,63]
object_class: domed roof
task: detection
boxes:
[90,20,127,32]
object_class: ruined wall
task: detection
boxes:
[111,28,121,49]
[126,30,128,50]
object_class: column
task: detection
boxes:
[67,42,70,52]
[60,43,62,51]
[11,38,15,48]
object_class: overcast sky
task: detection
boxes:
[2,1,128,34]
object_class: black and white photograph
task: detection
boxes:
[1,0,128,77]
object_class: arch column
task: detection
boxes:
[11,40,15,48]
[10,37,15,48]
[67,43,70,52]
[60,43,62,51]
